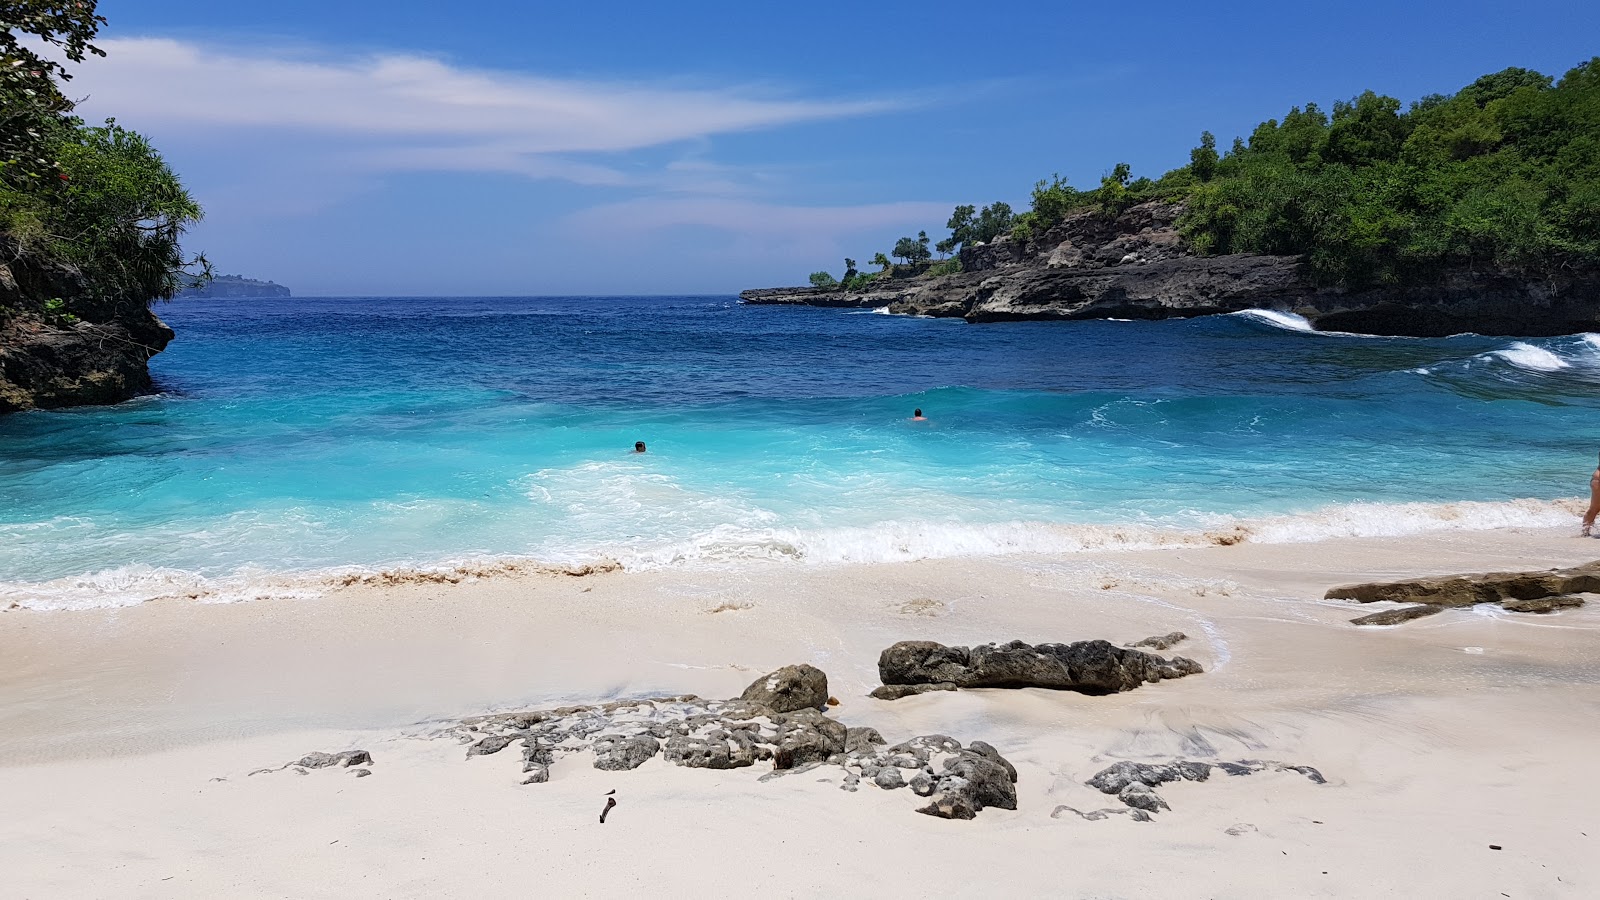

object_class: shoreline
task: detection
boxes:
[2,494,1588,612]
[4,526,1598,895]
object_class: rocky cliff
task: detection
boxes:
[0,245,174,414]
[741,202,1600,337]
[178,274,291,299]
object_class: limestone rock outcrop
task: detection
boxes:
[875,639,1202,696]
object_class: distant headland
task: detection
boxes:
[178,275,292,299]
[744,59,1600,337]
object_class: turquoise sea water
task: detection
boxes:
[2,295,1597,608]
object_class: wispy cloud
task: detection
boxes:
[569,197,953,237]
[65,37,898,183]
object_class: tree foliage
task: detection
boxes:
[2,5,206,323]
[817,58,1600,293]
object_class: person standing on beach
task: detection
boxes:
[1584,452,1600,536]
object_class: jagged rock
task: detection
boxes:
[841,772,860,792]
[874,768,907,790]
[663,733,762,769]
[592,734,660,771]
[910,773,936,796]
[521,764,550,784]
[467,734,517,758]
[1117,783,1171,813]
[843,726,886,753]
[1327,563,1600,609]
[295,750,373,769]
[350,768,372,778]
[1503,594,1585,614]
[771,709,847,769]
[917,749,1020,820]
[740,663,829,713]
[1086,760,1212,794]
[1351,604,1446,626]
[1129,632,1188,650]
[1051,805,1152,823]
[967,741,1018,783]
[877,639,1201,695]
[869,682,958,701]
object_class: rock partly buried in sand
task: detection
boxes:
[1329,562,1600,609]
[1503,594,1586,614]
[446,664,1020,819]
[1128,632,1188,651]
[876,639,1202,696]
[1349,604,1446,627]
[869,682,957,701]
[295,750,373,769]
[739,663,829,713]
[1086,759,1325,814]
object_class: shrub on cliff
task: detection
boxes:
[1,3,204,325]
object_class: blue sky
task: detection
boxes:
[76,0,1600,295]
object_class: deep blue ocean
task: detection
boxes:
[3,295,1597,608]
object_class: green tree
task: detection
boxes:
[971,201,1014,243]
[1,1,107,183]
[1190,131,1219,182]
[935,237,956,259]
[808,270,838,287]
[871,251,892,271]
[946,204,976,246]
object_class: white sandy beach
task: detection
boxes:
[3,527,1599,898]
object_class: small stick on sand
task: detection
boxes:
[600,796,617,824]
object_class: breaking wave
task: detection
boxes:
[2,496,1582,612]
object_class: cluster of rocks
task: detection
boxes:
[870,638,1202,700]
[1052,759,1326,822]
[271,638,1222,822]
[1330,562,1597,625]
[449,663,1018,819]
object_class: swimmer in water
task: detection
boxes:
[1584,450,1599,536]
[634,441,647,453]
[911,408,926,421]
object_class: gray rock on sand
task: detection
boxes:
[917,748,1021,820]
[1503,594,1585,614]
[874,768,907,790]
[295,750,373,769]
[771,709,848,769]
[592,734,661,771]
[869,682,957,701]
[1117,782,1171,813]
[843,726,886,753]
[1087,758,1325,813]
[1350,604,1445,626]
[1052,805,1152,823]
[877,639,1202,695]
[1128,632,1188,651]
[1327,563,1600,606]
[739,663,829,713]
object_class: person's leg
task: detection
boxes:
[1584,478,1600,535]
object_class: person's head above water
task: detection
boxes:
[634,441,647,453]
[912,408,926,420]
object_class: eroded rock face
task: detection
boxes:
[877,639,1202,695]
[739,663,829,713]
[739,201,1600,337]
[1331,563,1598,624]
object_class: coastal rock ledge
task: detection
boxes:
[1,251,174,414]
[740,201,1600,337]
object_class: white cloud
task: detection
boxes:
[64,37,896,174]
[568,197,953,237]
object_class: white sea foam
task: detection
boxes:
[2,496,1583,611]
[1487,342,1570,372]
[1230,309,1317,333]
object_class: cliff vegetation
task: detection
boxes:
[809,58,1600,293]
[1,2,205,412]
